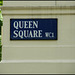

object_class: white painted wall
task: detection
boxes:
[0,1,75,74]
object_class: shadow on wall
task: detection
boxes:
[0,36,1,61]
[0,9,3,61]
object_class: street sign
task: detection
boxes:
[10,19,57,40]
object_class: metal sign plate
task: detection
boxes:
[10,19,57,40]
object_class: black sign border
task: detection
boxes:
[10,18,58,41]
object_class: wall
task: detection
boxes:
[0,1,75,74]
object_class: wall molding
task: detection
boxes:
[3,45,75,48]
[1,60,75,63]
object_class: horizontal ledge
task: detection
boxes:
[1,6,75,10]
[2,13,75,15]
[1,60,75,63]
[3,45,75,48]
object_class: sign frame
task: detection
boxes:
[10,18,58,40]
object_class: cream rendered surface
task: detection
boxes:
[0,1,75,74]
